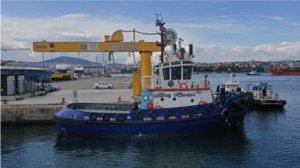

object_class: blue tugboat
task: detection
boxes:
[53,17,253,136]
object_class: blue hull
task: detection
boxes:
[54,103,247,136]
[56,114,245,136]
[53,91,253,136]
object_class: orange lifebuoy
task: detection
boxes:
[198,100,207,105]
[180,83,188,89]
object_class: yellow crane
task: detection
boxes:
[33,30,161,96]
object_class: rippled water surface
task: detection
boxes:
[2,73,300,167]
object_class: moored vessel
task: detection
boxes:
[271,69,300,75]
[42,17,253,136]
[249,80,286,109]
[217,73,244,93]
[271,61,300,75]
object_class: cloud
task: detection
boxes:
[1,13,300,65]
[192,42,300,63]
[60,32,97,38]
[60,13,90,19]
[260,15,284,21]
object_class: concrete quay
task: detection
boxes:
[1,76,134,125]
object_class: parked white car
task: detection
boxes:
[94,82,113,89]
[49,83,61,91]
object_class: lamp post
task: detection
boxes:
[42,52,44,68]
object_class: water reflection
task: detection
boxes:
[1,125,57,154]
[251,108,286,122]
[254,108,285,113]
[54,128,252,167]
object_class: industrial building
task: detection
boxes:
[1,66,51,96]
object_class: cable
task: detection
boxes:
[123,30,158,35]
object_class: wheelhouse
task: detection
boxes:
[154,61,194,89]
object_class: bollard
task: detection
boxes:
[61,97,66,105]
[2,98,8,104]
[118,97,122,102]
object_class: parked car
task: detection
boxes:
[36,83,50,94]
[49,83,61,91]
[43,85,52,93]
[94,82,113,89]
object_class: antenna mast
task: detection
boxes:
[155,13,166,63]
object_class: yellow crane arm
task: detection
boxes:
[33,41,160,52]
[33,29,161,52]
[32,29,162,96]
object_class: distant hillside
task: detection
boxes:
[41,56,102,65]
[1,56,132,67]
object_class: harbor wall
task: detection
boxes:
[1,104,64,125]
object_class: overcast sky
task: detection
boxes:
[1,1,300,64]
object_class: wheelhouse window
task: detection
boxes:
[183,66,193,80]
[171,67,181,80]
[163,68,170,80]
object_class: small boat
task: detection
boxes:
[247,71,261,75]
[53,17,253,136]
[249,80,286,109]
[217,73,244,93]
[247,64,261,75]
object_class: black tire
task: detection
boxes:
[166,109,174,117]
[192,106,201,114]
[150,110,158,118]
[206,104,215,112]
[221,109,231,119]
[136,111,144,119]
[181,108,189,115]
[95,86,99,89]
[108,86,112,89]
[237,98,247,109]
[116,113,125,122]
[89,113,98,121]
[102,113,110,122]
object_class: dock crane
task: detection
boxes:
[33,29,162,96]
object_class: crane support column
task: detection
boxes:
[133,51,152,96]
[132,69,141,97]
[141,51,152,78]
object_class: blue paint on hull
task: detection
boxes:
[54,107,246,136]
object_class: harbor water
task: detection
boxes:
[2,73,300,168]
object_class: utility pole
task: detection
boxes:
[42,40,46,68]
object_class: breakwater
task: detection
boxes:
[1,104,64,124]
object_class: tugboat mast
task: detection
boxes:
[155,13,166,63]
